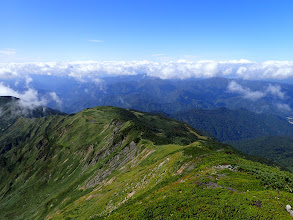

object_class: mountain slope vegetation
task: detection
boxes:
[1,104,293,219]
[172,107,293,142]
[172,107,293,171]
[230,136,293,171]
[0,105,198,219]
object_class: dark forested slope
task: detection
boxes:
[172,107,293,141]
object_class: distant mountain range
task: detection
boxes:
[4,75,293,116]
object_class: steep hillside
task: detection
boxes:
[0,106,199,219]
[1,106,293,219]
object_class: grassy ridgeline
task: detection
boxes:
[0,106,293,219]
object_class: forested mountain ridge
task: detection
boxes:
[172,107,293,142]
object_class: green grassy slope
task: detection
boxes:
[229,136,293,172]
[1,106,293,219]
[51,139,293,220]
[0,106,198,219]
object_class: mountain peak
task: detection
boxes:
[0,96,19,104]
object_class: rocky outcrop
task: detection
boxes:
[85,141,138,188]
[286,205,293,217]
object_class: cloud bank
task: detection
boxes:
[1,60,293,80]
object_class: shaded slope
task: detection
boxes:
[230,136,293,171]
[172,107,293,142]
[172,107,293,171]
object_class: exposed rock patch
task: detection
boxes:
[286,204,293,217]
[213,164,238,171]
[206,181,222,189]
[85,141,138,188]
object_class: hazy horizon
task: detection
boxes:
[1,0,293,112]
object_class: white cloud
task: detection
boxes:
[0,81,63,111]
[88,40,103,43]
[276,103,291,112]
[227,81,265,101]
[49,92,62,106]
[0,82,47,110]
[0,49,16,55]
[266,84,285,99]
[25,77,33,86]
[227,81,288,102]
[92,78,107,91]
[1,59,293,80]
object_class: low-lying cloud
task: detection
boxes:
[1,60,293,80]
[227,81,266,101]
[0,82,47,108]
[266,84,285,99]
[227,81,287,101]
[227,81,291,112]
[276,103,292,112]
[0,82,62,112]
[49,92,62,107]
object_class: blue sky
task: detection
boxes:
[1,0,293,62]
